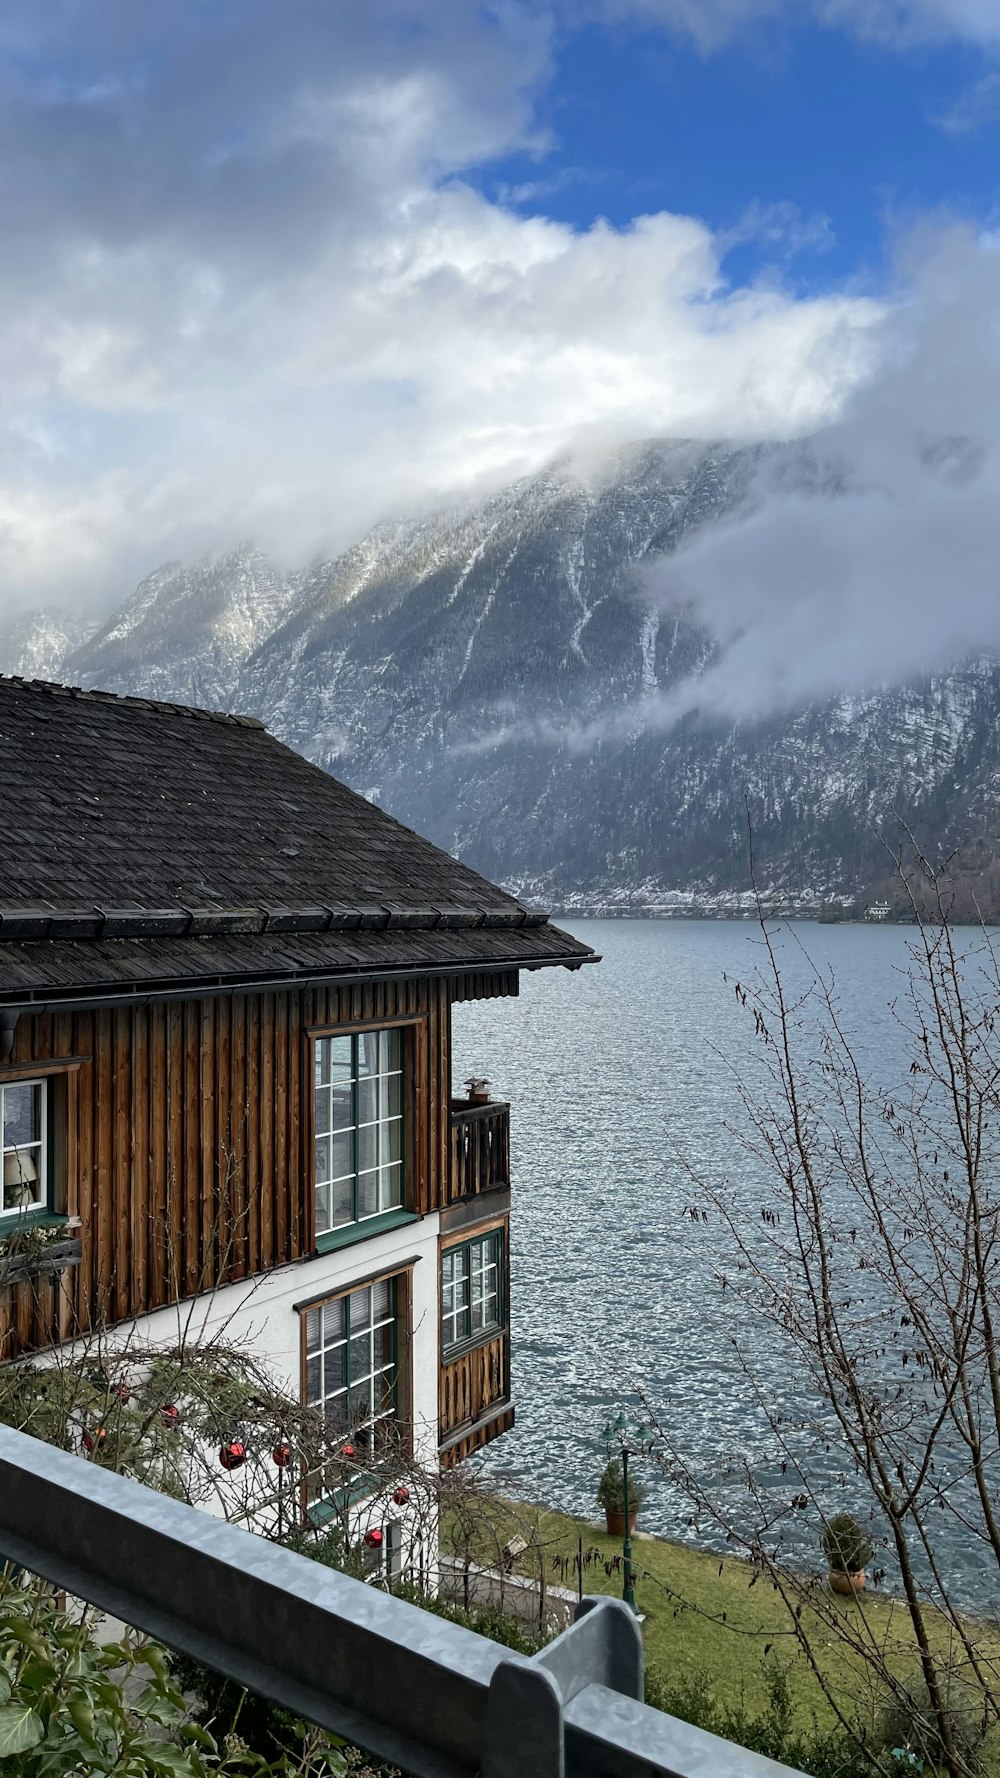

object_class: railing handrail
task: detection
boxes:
[449,1098,511,1121]
[0,1422,809,1778]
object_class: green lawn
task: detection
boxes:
[442,1498,1000,1741]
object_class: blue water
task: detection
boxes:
[452,918,1000,1610]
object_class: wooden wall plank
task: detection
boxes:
[0,965,509,1360]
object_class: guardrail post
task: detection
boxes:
[483,1597,643,1778]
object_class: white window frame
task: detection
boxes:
[304,1278,398,1494]
[0,1078,48,1223]
[313,1029,404,1238]
[441,1230,502,1356]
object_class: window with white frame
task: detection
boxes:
[441,1231,502,1355]
[314,1030,403,1237]
[304,1278,398,1475]
[1,1081,47,1218]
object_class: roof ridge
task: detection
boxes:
[0,674,264,728]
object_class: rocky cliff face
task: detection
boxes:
[13,440,1000,909]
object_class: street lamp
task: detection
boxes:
[602,1408,642,1615]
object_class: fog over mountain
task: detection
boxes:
[4,433,999,913]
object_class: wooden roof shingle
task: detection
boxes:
[0,677,595,1002]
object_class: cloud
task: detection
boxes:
[641,225,1000,724]
[585,0,1000,51]
[0,0,883,617]
[934,70,1000,133]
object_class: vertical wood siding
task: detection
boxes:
[0,970,513,1360]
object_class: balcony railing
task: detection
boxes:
[0,1422,809,1778]
[449,1098,510,1204]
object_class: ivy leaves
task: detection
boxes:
[0,1568,345,1777]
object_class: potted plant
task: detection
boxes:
[821,1511,873,1596]
[463,1076,491,1106]
[597,1456,646,1536]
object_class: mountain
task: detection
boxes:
[17,440,1000,911]
[66,544,298,712]
[0,609,96,680]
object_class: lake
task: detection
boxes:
[452,917,996,1606]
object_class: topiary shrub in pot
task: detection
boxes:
[821,1511,874,1595]
[597,1457,647,1536]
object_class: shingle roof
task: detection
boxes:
[0,677,595,1002]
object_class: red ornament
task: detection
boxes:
[364,1527,383,1549]
[340,1443,356,1461]
[219,1441,246,1471]
[160,1403,179,1428]
[271,1442,293,1468]
[114,1381,131,1404]
[82,1427,107,1454]
[392,1485,410,1507]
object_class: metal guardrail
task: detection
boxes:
[0,1424,808,1778]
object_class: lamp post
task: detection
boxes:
[602,1409,639,1615]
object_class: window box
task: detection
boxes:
[0,1223,80,1289]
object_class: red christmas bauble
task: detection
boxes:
[160,1403,179,1427]
[392,1485,410,1506]
[219,1441,246,1471]
[272,1442,292,1468]
[340,1443,356,1460]
[364,1527,383,1549]
[114,1381,131,1404]
[82,1427,107,1453]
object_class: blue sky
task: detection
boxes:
[2,0,1000,629]
[483,16,999,288]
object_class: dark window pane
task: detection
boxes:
[315,1183,331,1231]
[314,1136,331,1184]
[3,1084,40,1147]
[350,1333,371,1382]
[331,1131,353,1181]
[357,1171,379,1219]
[357,1077,379,1127]
[332,1084,354,1132]
[330,1036,353,1078]
[306,1356,322,1402]
[332,1179,354,1226]
[358,1125,377,1175]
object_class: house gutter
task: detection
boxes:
[0,949,601,1017]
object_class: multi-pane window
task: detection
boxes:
[314,1030,403,1236]
[305,1279,397,1471]
[1,1082,46,1217]
[441,1232,502,1355]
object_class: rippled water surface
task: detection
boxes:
[452,917,990,1599]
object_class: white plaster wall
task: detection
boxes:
[116,1213,442,1471]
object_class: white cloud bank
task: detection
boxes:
[645,226,1000,722]
[0,0,885,617]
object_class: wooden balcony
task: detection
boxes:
[448,1099,510,1206]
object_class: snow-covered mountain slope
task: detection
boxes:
[15,441,1000,907]
[65,544,297,712]
[0,610,96,680]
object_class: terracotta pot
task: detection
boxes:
[829,1568,866,1596]
[605,1508,638,1537]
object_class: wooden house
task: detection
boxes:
[0,677,594,1548]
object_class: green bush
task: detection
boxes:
[876,1666,988,1774]
[644,1659,880,1778]
[820,1513,874,1576]
[596,1457,647,1514]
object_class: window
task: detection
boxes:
[1,1081,47,1218]
[441,1231,502,1355]
[305,1278,397,1473]
[314,1030,403,1237]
